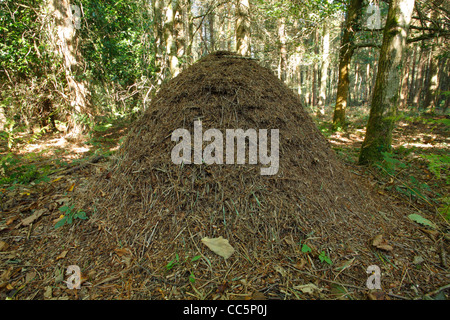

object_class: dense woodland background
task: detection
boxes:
[0,0,448,211]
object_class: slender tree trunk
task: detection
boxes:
[332,0,363,129]
[399,46,411,110]
[359,0,415,165]
[154,0,165,83]
[412,46,426,108]
[47,0,92,135]
[407,44,418,105]
[312,29,319,108]
[235,0,251,56]
[318,22,330,116]
[423,37,440,111]
[277,16,287,82]
[183,0,193,63]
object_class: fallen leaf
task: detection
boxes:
[25,271,36,284]
[114,248,131,257]
[56,250,69,260]
[6,216,18,225]
[44,286,53,299]
[372,234,393,251]
[413,256,424,265]
[408,214,437,229]
[251,291,267,300]
[67,183,75,192]
[201,236,235,259]
[21,209,47,226]
[294,258,307,270]
[367,290,389,300]
[293,283,322,294]
[0,241,8,251]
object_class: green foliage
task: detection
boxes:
[0,153,50,186]
[319,251,333,265]
[376,152,432,204]
[54,204,88,229]
[437,197,450,221]
[0,0,46,77]
[80,0,155,87]
[375,151,406,175]
[407,213,437,229]
[420,154,450,183]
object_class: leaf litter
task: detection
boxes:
[0,51,448,300]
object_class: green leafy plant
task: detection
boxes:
[0,153,50,186]
[54,204,88,229]
[420,154,450,183]
[437,197,450,221]
[165,253,180,271]
[319,251,333,265]
[189,272,196,284]
[301,243,312,253]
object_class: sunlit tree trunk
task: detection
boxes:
[153,0,164,84]
[332,0,363,129]
[423,37,440,111]
[317,22,330,116]
[47,0,92,135]
[359,0,415,165]
[277,16,287,82]
[235,0,251,56]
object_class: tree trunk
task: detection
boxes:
[317,21,330,116]
[399,46,411,110]
[359,0,415,165]
[423,38,440,111]
[332,0,363,129]
[47,0,92,135]
[312,29,319,108]
[235,0,251,56]
[154,0,165,84]
[277,16,287,82]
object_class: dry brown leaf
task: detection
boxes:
[251,291,267,300]
[367,290,389,300]
[6,216,18,225]
[372,234,393,251]
[295,258,307,270]
[21,209,47,226]
[0,241,8,252]
[25,271,36,284]
[115,248,131,257]
[67,183,75,192]
[201,236,235,259]
[56,250,69,260]
[293,283,322,294]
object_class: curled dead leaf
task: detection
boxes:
[372,234,393,251]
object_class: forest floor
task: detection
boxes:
[0,108,448,300]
